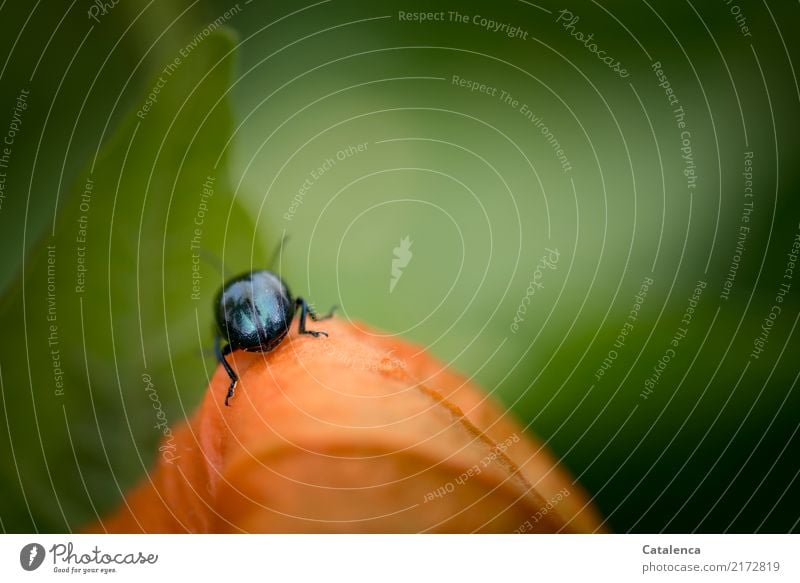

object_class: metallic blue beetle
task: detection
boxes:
[214,270,334,406]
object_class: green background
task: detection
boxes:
[0,0,798,533]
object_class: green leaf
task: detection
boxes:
[0,29,265,532]
[0,1,212,295]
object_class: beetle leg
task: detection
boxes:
[215,335,238,406]
[295,297,330,337]
[309,303,337,321]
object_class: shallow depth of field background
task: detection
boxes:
[0,0,798,533]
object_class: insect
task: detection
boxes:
[214,269,335,406]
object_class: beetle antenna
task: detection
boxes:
[269,231,290,274]
[198,249,231,360]
[200,248,232,279]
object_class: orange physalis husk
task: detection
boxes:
[87,318,604,533]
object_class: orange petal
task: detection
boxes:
[87,319,604,533]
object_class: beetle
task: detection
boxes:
[214,269,335,406]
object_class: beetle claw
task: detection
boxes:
[224,380,237,406]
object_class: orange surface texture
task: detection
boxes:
[87,318,604,533]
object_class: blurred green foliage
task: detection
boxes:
[0,0,798,532]
[0,22,262,530]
